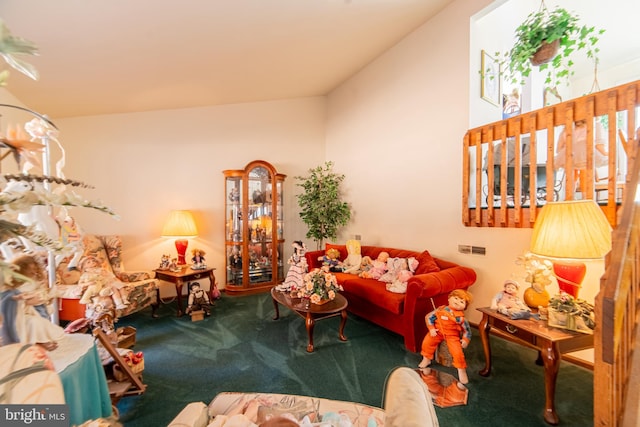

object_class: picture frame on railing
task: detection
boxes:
[481,50,501,106]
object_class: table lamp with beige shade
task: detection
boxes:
[529,200,612,298]
[162,210,198,265]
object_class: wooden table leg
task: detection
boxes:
[305,313,315,353]
[540,339,561,425]
[338,309,348,342]
[272,298,280,320]
[478,313,492,377]
[207,270,217,301]
[175,279,185,317]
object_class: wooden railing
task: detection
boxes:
[461,80,640,425]
[462,80,639,229]
[594,143,640,426]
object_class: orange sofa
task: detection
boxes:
[305,243,477,352]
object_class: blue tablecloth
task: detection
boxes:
[51,334,112,426]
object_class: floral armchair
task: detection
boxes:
[57,234,159,322]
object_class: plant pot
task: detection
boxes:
[530,39,560,66]
[313,298,331,306]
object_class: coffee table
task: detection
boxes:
[270,288,348,352]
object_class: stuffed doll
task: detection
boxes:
[280,241,308,292]
[78,256,129,309]
[318,248,343,272]
[419,289,473,385]
[360,251,389,279]
[191,249,206,269]
[385,257,419,294]
[169,258,180,272]
[359,256,373,275]
[0,255,65,351]
[490,279,530,317]
[379,257,405,283]
[158,254,171,270]
[186,282,211,316]
[342,239,363,274]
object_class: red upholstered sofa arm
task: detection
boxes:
[403,258,477,352]
[305,250,326,270]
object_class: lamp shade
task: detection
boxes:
[530,200,611,259]
[530,200,611,298]
[161,210,198,237]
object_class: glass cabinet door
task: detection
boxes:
[223,160,286,294]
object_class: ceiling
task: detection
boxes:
[0,0,452,119]
[2,1,638,120]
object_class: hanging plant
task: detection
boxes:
[494,4,604,87]
[295,161,351,250]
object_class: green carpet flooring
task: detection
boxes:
[115,293,593,426]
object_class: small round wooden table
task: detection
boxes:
[271,288,348,352]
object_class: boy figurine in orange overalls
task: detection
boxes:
[418,289,473,384]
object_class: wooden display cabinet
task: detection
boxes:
[223,160,285,294]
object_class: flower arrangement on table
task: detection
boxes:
[547,292,595,334]
[292,266,343,304]
[516,252,554,308]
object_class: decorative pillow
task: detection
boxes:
[414,250,440,275]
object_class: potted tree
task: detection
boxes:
[295,161,351,250]
[495,4,604,87]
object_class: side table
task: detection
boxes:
[154,267,216,317]
[476,307,593,425]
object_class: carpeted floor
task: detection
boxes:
[115,293,594,426]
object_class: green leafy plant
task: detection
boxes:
[495,5,604,87]
[295,161,351,250]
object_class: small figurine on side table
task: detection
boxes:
[168,258,181,272]
[419,289,473,385]
[158,254,171,270]
[186,282,211,317]
[191,248,206,270]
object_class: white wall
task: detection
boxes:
[0,96,327,298]
[325,0,608,326]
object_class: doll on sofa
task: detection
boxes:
[384,257,419,294]
[419,289,473,385]
[318,248,344,272]
[342,239,363,274]
[360,251,389,279]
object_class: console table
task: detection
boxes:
[476,307,593,425]
[154,267,216,317]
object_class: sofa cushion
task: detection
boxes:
[414,250,440,274]
[336,273,405,314]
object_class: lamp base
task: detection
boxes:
[175,239,188,265]
[553,261,586,298]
